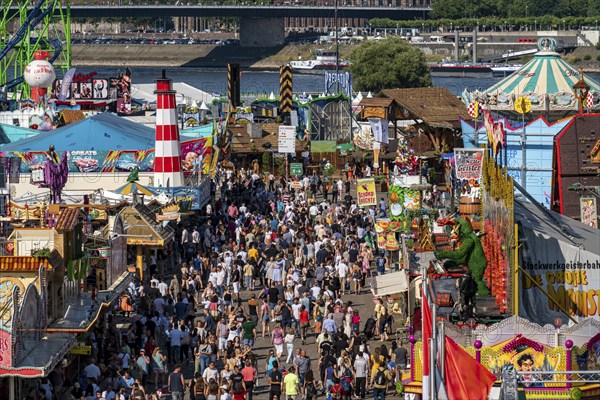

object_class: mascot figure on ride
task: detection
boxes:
[40,145,69,204]
[434,217,489,296]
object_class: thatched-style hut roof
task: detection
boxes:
[58,110,86,125]
[380,87,471,129]
[229,123,305,154]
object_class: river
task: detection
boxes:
[70,66,600,97]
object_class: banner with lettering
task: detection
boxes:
[454,148,484,182]
[518,227,600,325]
[357,178,377,207]
[580,197,598,229]
[0,328,12,369]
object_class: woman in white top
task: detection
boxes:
[284,327,296,364]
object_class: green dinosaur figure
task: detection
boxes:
[126,166,139,183]
[434,218,489,295]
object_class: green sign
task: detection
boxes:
[290,163,303,176]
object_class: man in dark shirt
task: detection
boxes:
[230,365,245,394]
[394,342,408,371]
[280,301,292,330]
[348,244,359,264]
[146,281,160,301]
[268,361,282,400]
[203,311,216,333]
[333,334,348,358]
[315,247,328,266]
[174,296,188,321]
[263,244,279,261]
[268,283,280,310]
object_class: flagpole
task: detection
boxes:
[422,264,430,400]
[430,300,437,400]
[439,321,446,381]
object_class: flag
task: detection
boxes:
[369,118,383,142]
[422,287,432,400]
[587,91,594,109]
[444,336,496,400]
[467,101,479,118]
[59,67,76,101]
[381,119,389,144]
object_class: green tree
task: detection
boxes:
[430,0,465,19]
[589,0,600,16]
[432,0,501,19]
[349,37,431,93]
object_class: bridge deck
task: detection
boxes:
[60,5,430,19]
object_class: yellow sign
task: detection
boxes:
[356,178,377,207]
[514,97,532,114]
[362,106,387,119]
[126,238,163,246]
[70,345,92,355]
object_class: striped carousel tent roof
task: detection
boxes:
[485,51,600,96]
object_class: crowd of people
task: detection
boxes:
[32,164,409,400]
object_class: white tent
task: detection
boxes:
[352,92,363,106]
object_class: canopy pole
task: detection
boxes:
[9,376,14,400]
[136,245,144,281]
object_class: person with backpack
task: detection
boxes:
[370,364,391,400]
[329,377,344,400]
[339,357,354,400]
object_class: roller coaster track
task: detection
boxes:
[0,0,70,99]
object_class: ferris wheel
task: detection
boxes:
[0,0,71,100]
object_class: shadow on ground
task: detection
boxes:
[182,44,285,68]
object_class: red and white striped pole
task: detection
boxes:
[154,70,184,187]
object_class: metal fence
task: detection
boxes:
[501,369,600,400]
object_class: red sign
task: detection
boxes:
[73,72,98,83]
[0,328,12,369]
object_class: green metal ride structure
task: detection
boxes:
[0,0,71,100]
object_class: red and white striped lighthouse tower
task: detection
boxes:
[154,70,184,187]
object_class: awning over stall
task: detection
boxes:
[0,333,75,378]
[48,271,134,333]
[371,270,409,297]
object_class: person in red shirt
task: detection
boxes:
[241,358,257,400]
[299,306,310,345]
[329,378,344,400]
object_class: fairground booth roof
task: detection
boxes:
[359,87,471,129]
[466,38,600,114]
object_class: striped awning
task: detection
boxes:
[486,51,600,95]
[476,51,600,112]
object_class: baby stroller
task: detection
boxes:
[363,317,376,340]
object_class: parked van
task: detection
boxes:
[429,35,445,43]
[410,36,425,43]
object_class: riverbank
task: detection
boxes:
[71,43,600,72]
[71,43,356,70]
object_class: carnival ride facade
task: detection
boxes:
[464,38,600,118]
